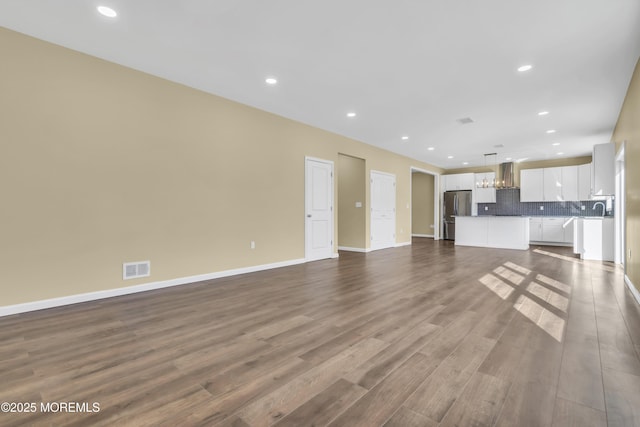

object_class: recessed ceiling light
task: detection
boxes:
[97,6,117,17]
[557,152,564,155]
[552,142,560,146]
[506,157,512,161]
[346,112,356,118]
[447,155,454,159]
[462,162,469,165]
[517,64,533,72]
[538,111,549,116]
[427,147,435,151]
[265,77,277,85]
[401,136,409,140]
[546,129,556,134]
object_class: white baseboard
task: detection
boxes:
[412,234,434,238]
[331,252,340,258]
[624,274,640,306]
[0,258,307,318]
[338,246,370,253]
[395,241,412,247]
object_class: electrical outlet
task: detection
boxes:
[250,241,255,249]
[581,205,585,210]
[484,206,489,211]
[539,206,544,211]
[430,224,434,229]
[355,201,362,208]
[406,203,410,209]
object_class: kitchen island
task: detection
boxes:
[455,216,530,250]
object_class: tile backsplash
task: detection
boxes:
[478,188,613,217]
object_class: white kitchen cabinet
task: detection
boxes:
[578,163,592,200]
[530,218,543,241]
[575,217,614,261]
[520,169,544,202]
[543,167,563,202]
[592,142,615,197]
[523,166,580,202]
[562,166,579,201]
[563,218,574,244]
[474,172,496,203]
[530,217,573,245]
[443,173,474,191]
[542,217,565,242]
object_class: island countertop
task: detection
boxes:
[455,216,529,250]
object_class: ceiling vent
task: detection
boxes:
[456,117,474,125]
[123,261,151,280]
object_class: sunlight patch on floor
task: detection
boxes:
[493,265,525,286]
[479,274,515,300]
[479,261,570,342]
[536,274,571,294]
[513,295,565,342]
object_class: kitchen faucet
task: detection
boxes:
[592,201,606,217]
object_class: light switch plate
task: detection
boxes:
[355,202,362,208]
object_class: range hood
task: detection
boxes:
[498,162,517,188]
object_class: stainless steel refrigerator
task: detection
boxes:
[443,190,472,240]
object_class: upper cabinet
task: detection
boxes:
[578,163,591,200]
[521,165,581,202]
[592,142,615,197]
[442,173,474,191]
[543,167,563,202]
[561,166,579,201]
[520,169,544,202]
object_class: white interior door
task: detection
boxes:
[305,157,334,261]
[371,171,396,250]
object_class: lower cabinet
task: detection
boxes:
[530,217,573,245]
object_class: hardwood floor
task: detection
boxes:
[1,238,640,426]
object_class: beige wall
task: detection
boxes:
[612,58,640,293]
[338,154,366,248]
[0,28,442,307]
[445,156,592,187]
[411,173,435,235]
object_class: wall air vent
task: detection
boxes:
[123,261,151,280]
[456,117,474,125]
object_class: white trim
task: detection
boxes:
[0,258,306,318]
[338,246,370,253]
[409,166,440,241]
[395,241,412,247]
[625,275,640,306]
[412,234,434,238]
[331,252,340,258]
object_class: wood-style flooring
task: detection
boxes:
[1,238,640,426]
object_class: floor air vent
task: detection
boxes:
[123,261,151,280]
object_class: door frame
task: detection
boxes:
[410,166,440,240]
[304,156,335,261]
[615,143,625,267]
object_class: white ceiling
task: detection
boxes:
[2,1,639,169]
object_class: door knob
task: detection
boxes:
[307,214,312,218]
